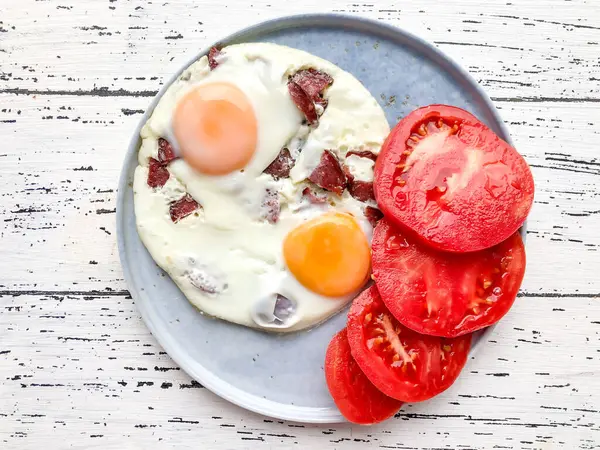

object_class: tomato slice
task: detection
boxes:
[347,286,471,402]
[374,104,534,253]
[372,218,526,337]
[325,328,403,424]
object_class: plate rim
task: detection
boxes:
[116,12,522,424]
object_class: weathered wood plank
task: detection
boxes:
[1,292,599,448]
[1,95,598,293]
[0,0,599,101]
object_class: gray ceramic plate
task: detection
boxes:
[117,14,519,423]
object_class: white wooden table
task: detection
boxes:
[1,0,599,448]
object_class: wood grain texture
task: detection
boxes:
[1,0,599,448]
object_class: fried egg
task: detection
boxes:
[134,43,390,332]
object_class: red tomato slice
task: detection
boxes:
[374,104,534,253]
[347,286,471,402]
[325,328,403,424]
[372,218,526,337]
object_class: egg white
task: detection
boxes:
[134,43,390,332]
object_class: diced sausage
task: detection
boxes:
[208,47,222,70]
[364,206,384,227]
[290,69,333,101]
[308,150,347,196]
[288,81,318,124]
[288,68,333,125]
[187,267,226,295]
[343,160,376,202]
[147,157,170,188]
[302,187,327,204]
[262,189,280,224]
[348,180,375,202]
[158,138,177,164]
[346,150,378,162]
[263,148,295,180]
[170,194,200,223]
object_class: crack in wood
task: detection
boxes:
[0,289,131,296]
[0,87,158,97]
[1,290,596,298]
[2,87,600,105]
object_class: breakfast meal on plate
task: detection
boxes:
[133,42,390,332]
[132,43,534,425]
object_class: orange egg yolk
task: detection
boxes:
[173,82,258,175]
[283,212,371,298]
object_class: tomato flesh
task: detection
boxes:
[374,104,534,253]
[325,328,403,424]
[347,286,471,402]
[372,218,526,337]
